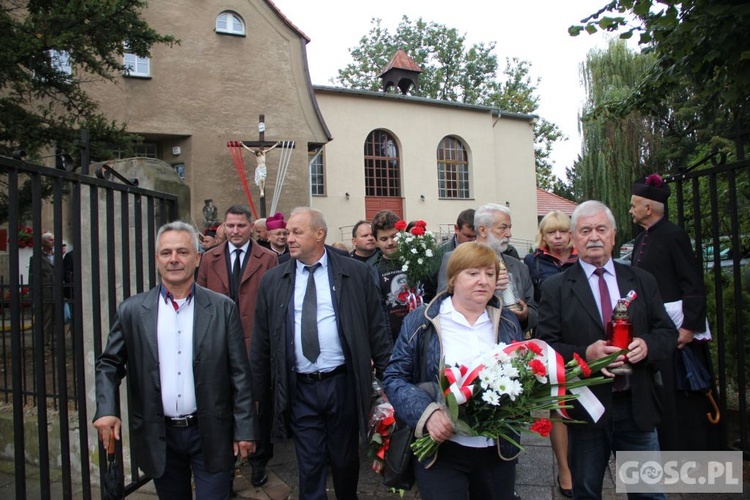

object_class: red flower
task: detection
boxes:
[395,220,407,231]
[530,418,552,437]
[415,220,427,228]
[527,343,543,356]
[573,353,592,378]
[410,226,425,236]
[528,359,547,377]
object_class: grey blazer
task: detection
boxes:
[95,284,257,477]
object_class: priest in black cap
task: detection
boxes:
[629,174,719,451]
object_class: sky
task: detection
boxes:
[270,0,623,180]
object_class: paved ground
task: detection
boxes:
[2,432,747,499]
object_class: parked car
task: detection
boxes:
[619,239,635,257]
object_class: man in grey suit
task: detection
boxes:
[438,203,537,332]
[94,221,257,500]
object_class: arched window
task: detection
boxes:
[216,11,245,35]
[364,130,400,197]
[436,136,469,199]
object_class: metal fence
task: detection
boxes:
[0,154,177,499]
[665,129,750,456]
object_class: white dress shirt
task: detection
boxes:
[293,252,345,373]
[157,287,197,417]
[227,241,251,272]
[439,297,495,448]
[579,258,619,318]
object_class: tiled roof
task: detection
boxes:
[379,49,423,76]
[536,188,577,216]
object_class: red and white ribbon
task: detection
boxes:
[443,358,485,405]
[502,339,605,423]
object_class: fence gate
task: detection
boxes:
[0,155,177,498]
[664,128,750,457]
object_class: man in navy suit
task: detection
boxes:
[536,201,677,499]
[250,207,391,500]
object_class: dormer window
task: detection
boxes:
[216,11,245,35]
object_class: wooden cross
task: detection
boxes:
[241,114,295,218]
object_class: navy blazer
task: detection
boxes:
[250,249,391,440]
[536,260,677,431]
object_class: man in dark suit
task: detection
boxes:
[537,200,677,499]
[250,207,391,500]
[196,204,277,486]
[94,221,257,500]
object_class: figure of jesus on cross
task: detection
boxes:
[241,141,278,198]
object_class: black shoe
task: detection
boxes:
[513,490,521,500]
[557,476,573,498]
[251,465,268,487]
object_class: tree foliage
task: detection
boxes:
[334,16,564,189]
[0,0,177,159]
[564,1,750,242]
[568,0,750,126]
[574,40,661,245]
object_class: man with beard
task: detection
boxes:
[437,203,537,333]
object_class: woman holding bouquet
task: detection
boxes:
[523,211,577,497]
[383,242,524,500]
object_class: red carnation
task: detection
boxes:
[573,353,592,378]
[528,359,547,377]
[530,418,552,437]
[395,220,407,231]
[527,343,543,356]
[410,226,425,236]
[416,220,427,228]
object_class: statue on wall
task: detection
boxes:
[202,199,218,229]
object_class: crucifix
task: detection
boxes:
[240,114,294,218]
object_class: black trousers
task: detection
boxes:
[290,370,359,500]
[153,425,232,500]
[413,440,516,500]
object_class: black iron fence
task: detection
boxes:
[1,154,177,499]
[665,129,750,457]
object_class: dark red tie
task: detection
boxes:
[594,268,612,327]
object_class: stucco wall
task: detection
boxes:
[313,90,538,246]
[82,0,329,224]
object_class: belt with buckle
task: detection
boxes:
[165,413,198,427]
[297,365,347,382]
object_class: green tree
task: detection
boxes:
[575,40,660,245]
[0,0,177,158]
[569,0,750,132]
[335,16,564,189]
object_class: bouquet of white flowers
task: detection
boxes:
[412,339,623,461]
[393,220,439,310]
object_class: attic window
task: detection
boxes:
[216,12,245,35]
